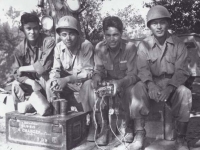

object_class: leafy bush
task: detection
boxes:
[0,22,24,86]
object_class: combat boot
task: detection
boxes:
[129,118,146,150]
[96,120,109,146]
[175,121,189,150]
[87,113,97,142]
[122,120,134,143]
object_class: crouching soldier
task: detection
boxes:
[80,16,149,149]
[137,5,192,150]
[46,16,94,111]
[12,13,55,115]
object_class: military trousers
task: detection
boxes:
[12,77,47,105]
[136,78,192,122]
[80,79,149,120]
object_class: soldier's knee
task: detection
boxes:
[177,85,191,97]
[81,80,93,91]
[46,79,52,89]
[12,80,20,88]
[134,81,147,90]
[83,79,92,86]
[130,81,147,96]
[176,85,192,104]
[12,80,22,93]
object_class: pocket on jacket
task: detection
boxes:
[104,63,113,70]
[165,56,176,64]
[119,62,127,70]
[147,56,157,64]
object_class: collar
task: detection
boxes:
[149,32,174,48]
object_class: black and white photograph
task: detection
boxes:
[0,0,200,150]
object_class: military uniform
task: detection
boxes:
[137,33,192,123]
[12,33,55,103]
[81,39,147,118]
[81,38,149,147]
[46,37,94,109]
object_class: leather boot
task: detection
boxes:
[96,120,109,146]
[175,121,189,150]
[122,120,134,143]
[129,118,146,150]
[87,113,97,142]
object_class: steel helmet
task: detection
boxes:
[146,5,171,27]
[56,15,79,34]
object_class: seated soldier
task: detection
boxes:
[46,16,94,111]
[80,16,148,149]
[12,13,55,115]
[136,5,192,150]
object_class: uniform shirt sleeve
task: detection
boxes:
[168,43,190,87]
[118,43,139,88]
[137,41,153,83]
[62,42,94,83]
[93,45,107,78]
[77,42,94,79]
[12,45,29,83]
[32,37,55,75]
[49,45,62,79]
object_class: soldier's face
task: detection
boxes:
[59,28,78,49]
[104,27,122,49]
[149,18,169,38]
[23,22,40,42]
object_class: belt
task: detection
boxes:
[153,73,173,79]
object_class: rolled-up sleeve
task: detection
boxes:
[93,48,107,78]
[49,45,62,79]
[118,44,139,88]
[78,42,94,78]
[12,46,29,83]
[33,37,55,75]
[168,43,190,87]
[137,42,153,83]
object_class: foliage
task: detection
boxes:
[79,0,105,45]
[144,0,200,34]
[6,6,21,22]
[79,1,146,44]
[0,7,24,86]
[115,5,145,39]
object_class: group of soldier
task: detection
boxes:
[11,5,192,150]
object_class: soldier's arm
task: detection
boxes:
[12,45,29,83]
[18,37,55,75]
[117,43,139,88]
[92,45,107,79]
[49,44,62,79]
[168,43,190,87]
[137,41,153,84]
[65,42,95,83]
[32,36,55,75]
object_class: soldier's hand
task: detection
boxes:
[92,74,101,89]
[110,80,122,96]
[54,78,68,91]
[50,79,59,91]
[158,85,175,102]
[147,81,161,102]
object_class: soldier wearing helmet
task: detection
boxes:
[11,13,55,115]
[46,16,94,111]
[136,5,191,150]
